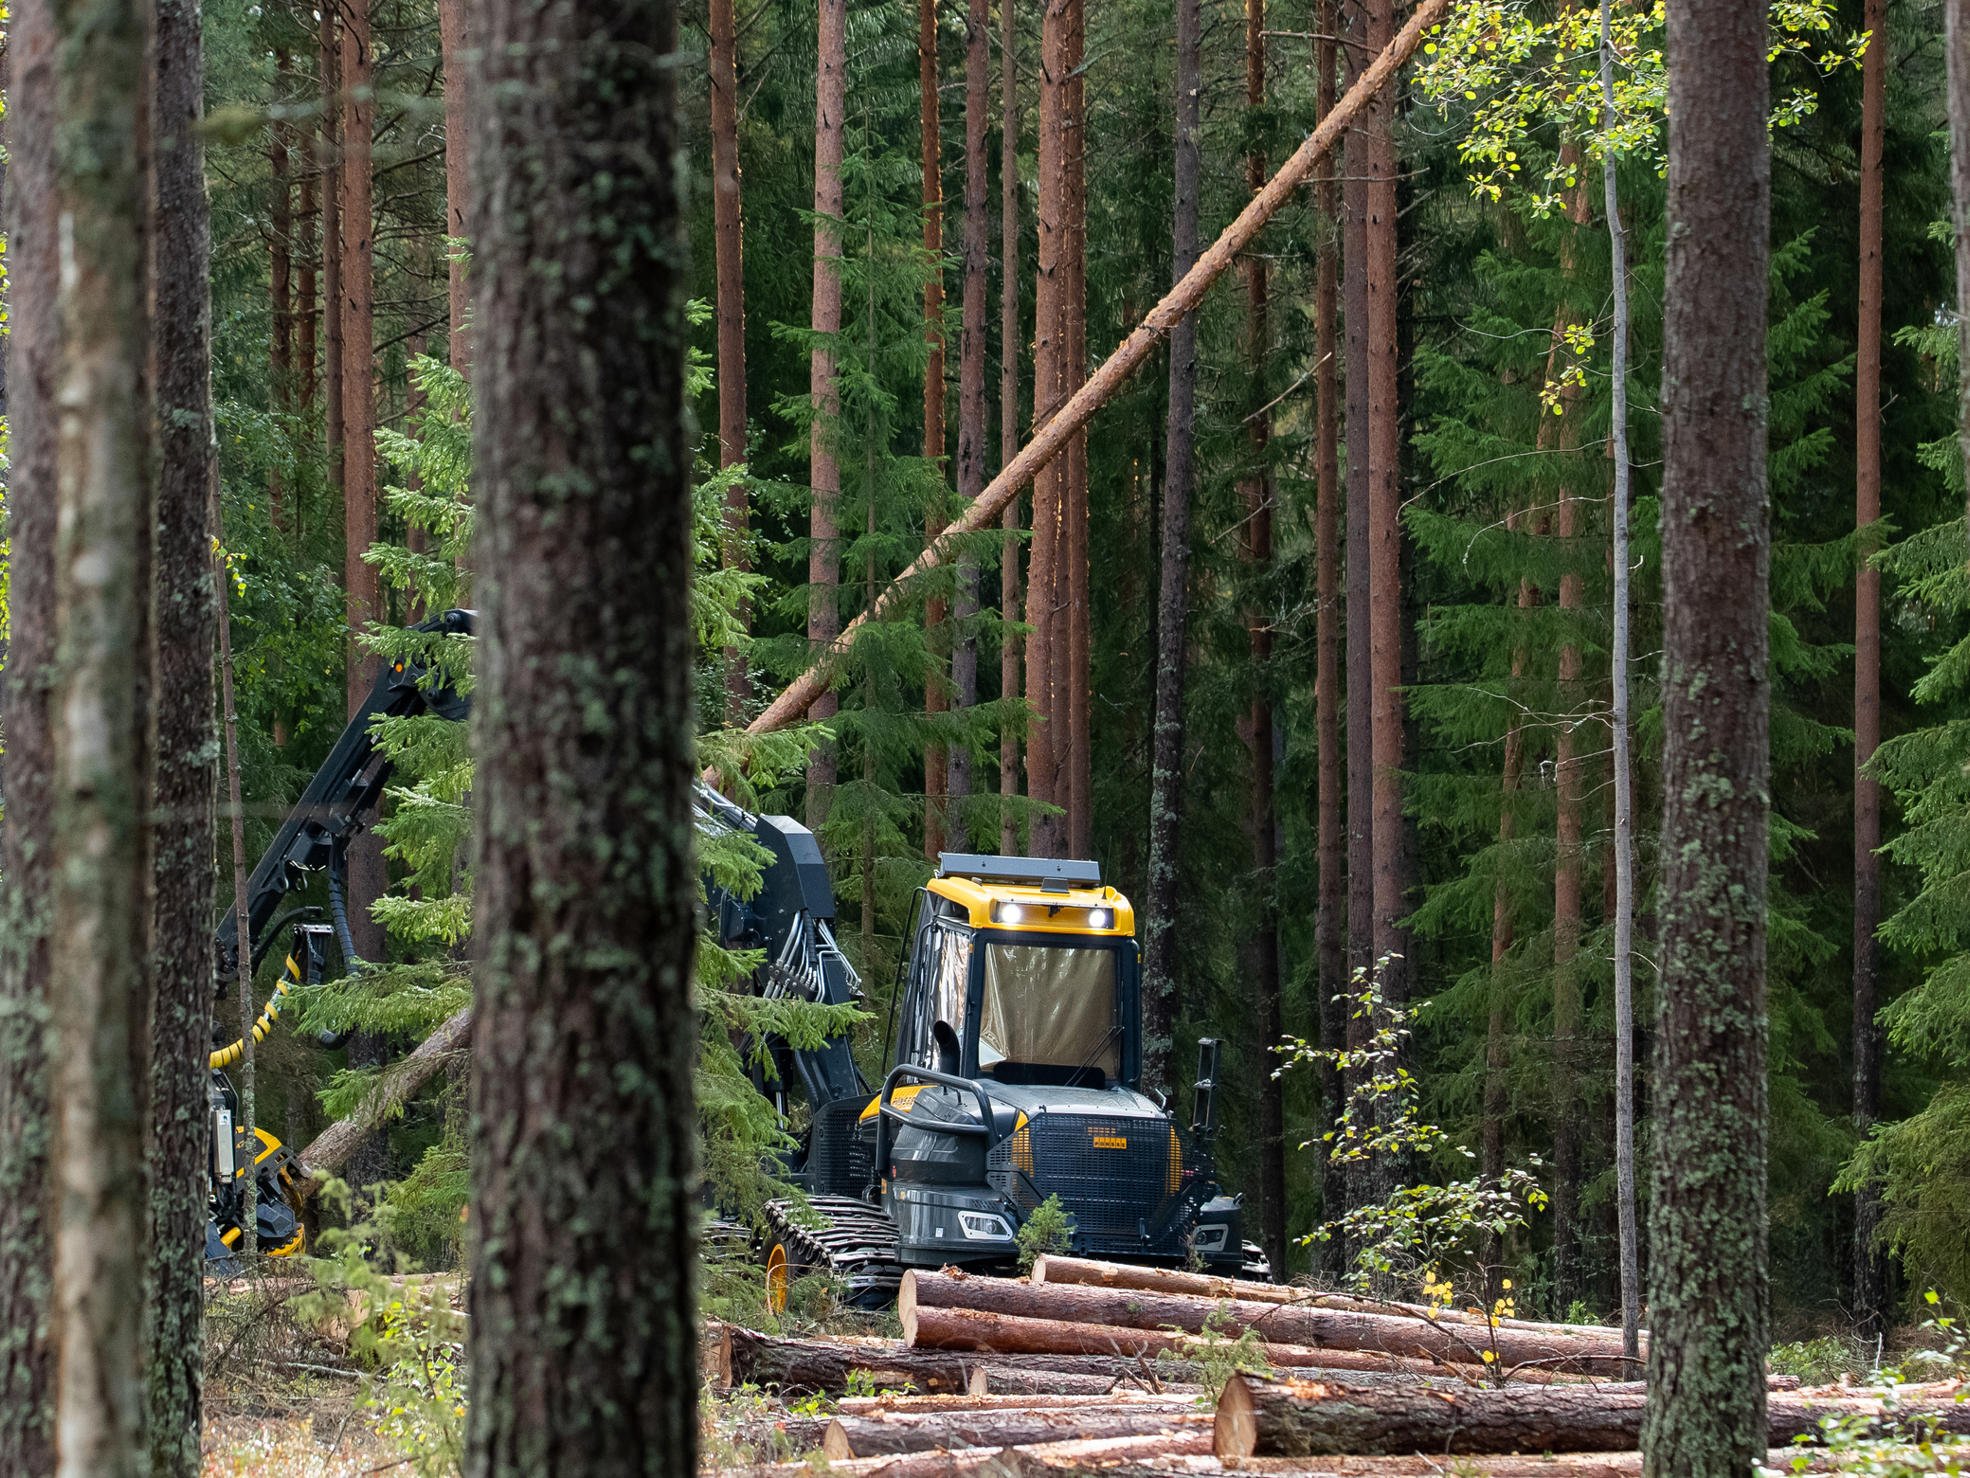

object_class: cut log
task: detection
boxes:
[964,1366,1120,1396]
[726,1442,1885,1478]
[822,1406,1209,1459]
[835,1391,1184,1415]
[914,1308,1481,1387]
[1032,1256,1642,1344]
[902,1269,1636,1377]
[715,1324,1183,1397]
[1213,1374,1970,1458]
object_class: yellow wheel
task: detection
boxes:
[765,1241,791,1315]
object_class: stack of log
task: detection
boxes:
[709,1257,1966,1475]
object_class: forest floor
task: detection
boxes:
[201,1408,396,1478]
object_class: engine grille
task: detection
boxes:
[991,1112,1196,1258]
[802,1096,872,1197]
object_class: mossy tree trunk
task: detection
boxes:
[1641,0,1771,1471]
[146,0,220,1466]
[48,0,157,1461]
[464,0,700,1469]
[0,1,59,1465]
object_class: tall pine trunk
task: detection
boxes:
[439,0,472,375]
[1950,0,1970,525]
[1338,0,1374,1247]
[999,0,1023,852]
[1027,0,1069,857]
[321,4,343,510]
[923,0,950,856]
[710,0,750,722]
[0,1,59,1463]
[1641,0,1771,1468]
[1240,0,1285,1279]
[270,55,293,526]
[1142,0,1203,1097]
[1850,0,1887,1337]
[464,0,699,1464]
[950,0,991,817]
[807,0,847,828]
[1062,0,1091,857]
[147,0,219,1466]
[1311,0,1346,1270]
[49,0,155,1458]
[1364,0,1403,999]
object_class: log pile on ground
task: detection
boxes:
[707,1259,1963,1474]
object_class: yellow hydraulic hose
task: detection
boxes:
[209,954,303,1069]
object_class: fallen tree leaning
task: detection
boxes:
[742,0,1451,737]
[293,1005,473,1202]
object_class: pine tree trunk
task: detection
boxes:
[438,0,472,376]
[1598,0,1641,1363]
[1550,208,1590,1302]
[270,55,294,527]
[951,0,990,816]
[998,0,1023,852]
[1641,0,1771,1470]
[464,0,699,1464]
[1027,0,1069,858]
[924,0,951,858]
[0,2,59,1463]
[1312,0,1346,1274]
[49,0,154,1460]
[297,156,318,413]
[321,4,343,503]
[1338,0,1374,1248]
[709,0,750,724]
[339,0,390,1165]
[1062,0,1091,858]
[807,0,847,829]
[1142,0,1202,1100]
[1364,0,1403,999]
[147,0,219,1465]
[1949,0,1970,525]
[1850,0,1887,1339]
[1239,0,1285,1280]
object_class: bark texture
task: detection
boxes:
[464,0,700,1465]
[806,0,847,825]
[147,0,220,1465]
[1642,0,1772,1469]
[0,0,59,1463]
[1142,0,1203,1097]
[744,0,1446,738]
[1850,0,1887,1337]
[49,0,155,1461]
[716,1323,1194,1395]
[321,3,344,503]
[340,0,378,719]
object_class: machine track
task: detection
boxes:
[763,1195,906,1310]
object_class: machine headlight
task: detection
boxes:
[959,1211,1016,1242]
[1192,1223,1230,1252]
[994,902,1026,925]
[1088,907,1113,930]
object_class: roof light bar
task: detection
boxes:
[937,852,1102,888]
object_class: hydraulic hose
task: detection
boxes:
[209,954,302,1069]
[327,852,362,970]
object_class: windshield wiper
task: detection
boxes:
[1067,1023,1122,1086]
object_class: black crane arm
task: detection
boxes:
[213,608,477,981]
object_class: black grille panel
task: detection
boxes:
[803,1096,872,1197]
[992,1112,1195,1257]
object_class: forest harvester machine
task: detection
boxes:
[208,609,1264,1303]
